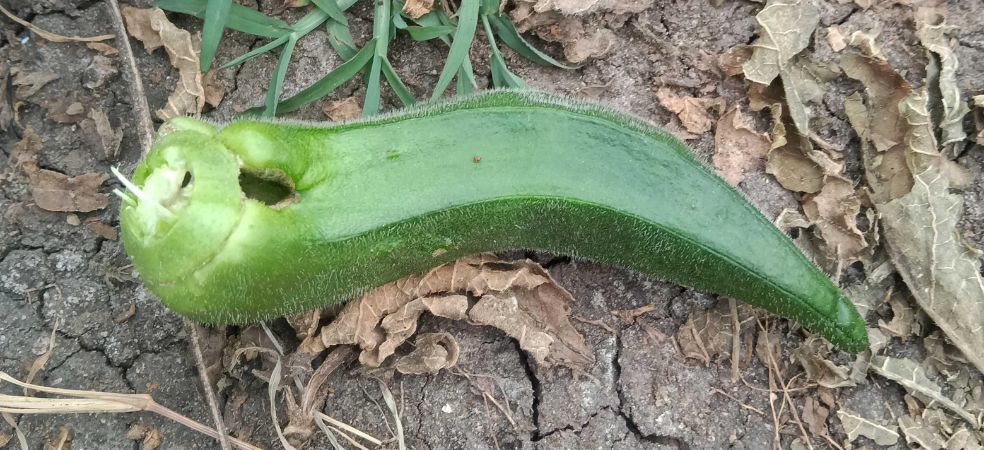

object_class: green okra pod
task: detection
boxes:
[117,90,869,352]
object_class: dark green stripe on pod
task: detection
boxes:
[119,90,869,353]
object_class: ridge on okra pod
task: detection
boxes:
[115,90,870,353]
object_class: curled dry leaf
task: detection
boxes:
[676,301,736,365]
[792,336,853,389]
[80,107,123,160]
[877,91,984,377]
[837,409,900,446]
[841,48,914,204]
[801,177,867,263]
[898,415,947,450]
[121,7,206,120]
[780,56,838,136]
[877,294,918,340]
[656,87,726,136]
[394,333,460,374]
[915,11,970,149]
[401,0,433,19]
[870,356,978,427]
[801,396,829,437]
[765,105,840,193]
[741,0,820,85]
[317,255,593,372]
[712,107,770,185]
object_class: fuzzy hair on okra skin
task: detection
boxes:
[117,90,870,353]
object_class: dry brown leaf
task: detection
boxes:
[8,127,41,179]
[122,7,206,119]
[842,48,916,205]
[318,255,593,371]
[877,294,917,340]
[841,51,912,152]
[870,356,978,427]
[30,170,108,213]
[801,177,867,263]
[837,409,900,446]
[765,106,838,193]
[712,107,770,185]
[323,96,362,122]
[12,70,59,99]
[127,422,163,450]
[802,396,829,436]
[85,221,119,240]
[202,69,225,108]
[915,11,970,149]
[792,336,853,388]
[877,90,984,377]
[741,0,820,85]
[780,56,838,135]
[369,294,468,366]
[42,425,71,450]
[656,87,726,136]
[718,45,752,77]
[898,415,947,450]
[86,42,120,56]
[394,332,460,374]
[80,107,122,160]
[844,93,913,204]
[676,301,735,365]
[402,0,433,19]
[467,263,593,370]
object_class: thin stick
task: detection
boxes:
[104,0,155,157]
[186,320,232,450]
[0,4,115,43]
[710,388,765,416]
[315,412,382,446]
[0,372,261,450]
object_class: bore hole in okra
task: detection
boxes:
[238,171,293,206]
[181,172,192,188]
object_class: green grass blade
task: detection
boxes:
[327,19,358,60]
[430,0,480,100]
[488,15,579,69]
[254,39,376,115]
[381,58,415,106]
[363,56,383,116]
[406,25,454,41]
[220,35,287,69]
[263,35,299,118]
[201,0,232,71]
[158,0,289,38]
[309,0,347,25]
[482,16,527,88]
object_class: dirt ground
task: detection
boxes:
[1,0,983,449]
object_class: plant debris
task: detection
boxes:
[712,107,771,185]
[313,255,594,371]
[655,87,726,136]
[121,7,211,119]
